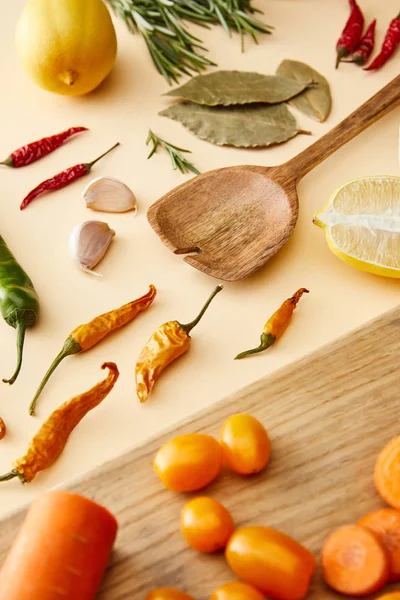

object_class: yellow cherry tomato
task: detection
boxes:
[210,581,266,600]
[181,497,234,553]
[220,414,271,475]
[145,588,195,600]
[154,433,223,492]
[226,526,316,600]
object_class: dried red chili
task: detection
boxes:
[349,20,376,65]
[336,0,365,68]
[365,12,400,71]
[20,142,120,210]
[0,127,87,168]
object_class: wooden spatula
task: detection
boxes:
[147,75,400,282]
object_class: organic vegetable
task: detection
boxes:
[348,20,376,65]
[365,12,400,71]
[276,59,332,122]
[16,0,117,96]
[359,508,400,581]
[235,288,309,359]
[313,176,400,278]
[68,220,115,276]
[146,130,200,175]
[29,285,156,415]
[0,127,87,168]
[0,235,40,385]
[0,418,6,440]
[166,71,313,106]
[210,582,266,600]
[154,433,223,492]
[180,497,234,553]
[136,285,222,403]
[321,524,389,596]
[220,414,270,475]
[107,0,272,83]
[160,103,311,148]
[20,142,120,210]
[375,594,400,600]
[0,363,119,483]
[226,526,316,600]
[83,176,137,213]
[336,0,364,68]
[375,435,400,509]
[145,590,195,600]
[0,490,117,599]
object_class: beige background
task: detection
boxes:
[0,0,399,517]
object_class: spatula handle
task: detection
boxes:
[285,75,400,181]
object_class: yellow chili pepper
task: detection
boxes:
[136,285,223,403]
[29,285,156,415]
[0,362,119,484]
[235,288,309,360]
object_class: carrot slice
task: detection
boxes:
[375,435,400,510]
[359,508,400,581]
[0,490,117,600]
[321,524,389,596]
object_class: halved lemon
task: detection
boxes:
[313,176,400,278]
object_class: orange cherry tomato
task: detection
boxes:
[181,497,234,553]
[154,433,223,492]
[226,526,316,600]
[145,588,195,600]
[209,581,266,600]
[220,414,270,475]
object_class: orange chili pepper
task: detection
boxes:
[136,285,222,403]
[0,362,119,484]
[234,288,309,360]
[29,285,156,415]
[0,418,6,440]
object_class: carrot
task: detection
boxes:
[375,593,400,599]
[321,524,389,596]
[0,490,118,600]
[359,508,400,582]
[375,435,400,510]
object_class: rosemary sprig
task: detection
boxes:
[146,129,200,175]
[106,0,273,83]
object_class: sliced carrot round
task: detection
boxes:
[375,435,400,510]
[321,524,389,596]
[359,508,400,581]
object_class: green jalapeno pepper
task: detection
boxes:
[0,236,39,384]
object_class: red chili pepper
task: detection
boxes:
[336,0,365,68]
[365,12,400,71]
[20,142,120,211]
[349,20,376,65]
[1,127,88,168]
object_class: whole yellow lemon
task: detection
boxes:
[15,0,117,96]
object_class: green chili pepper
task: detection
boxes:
[0,236,39,384]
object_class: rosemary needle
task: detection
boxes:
[146,129,200,175]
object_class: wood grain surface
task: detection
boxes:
[1,306,400,599]
[147,75,400,282]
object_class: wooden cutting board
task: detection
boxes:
[1,305,400,599]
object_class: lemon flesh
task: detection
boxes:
[15,0,117,96]
[314,176,400,278]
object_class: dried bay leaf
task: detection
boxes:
[165,71,312,106]
[159,102,310,148]
[276,60,332,122]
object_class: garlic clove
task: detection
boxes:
[68,221,116,277]
[83,176,137,213]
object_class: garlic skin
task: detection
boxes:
[68,221,115,277]
[83,176,137,213]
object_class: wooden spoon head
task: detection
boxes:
[147,165,298,281]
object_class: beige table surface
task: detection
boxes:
[0,0,399,518]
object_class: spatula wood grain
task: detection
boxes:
[148,75,400,281]
[1,306,400,598]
